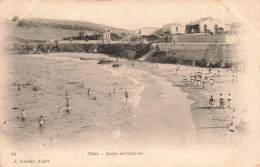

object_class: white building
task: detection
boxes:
[186,17,226,34]
[94,29,111,44]
[134,27,159,36]
[162,23,185,34]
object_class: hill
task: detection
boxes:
[4,18,133,43]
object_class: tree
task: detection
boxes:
[12,16,19,21]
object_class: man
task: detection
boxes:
[219,93,225,109]
[190,73,194,85]
[209,95,215,111]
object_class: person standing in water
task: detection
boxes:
[66,101,70,112]
[125,91,129,101]
[39,115,45,126]
[18,85,21,91]
[113,89,116,95]
[22,109,26,120]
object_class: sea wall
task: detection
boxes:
[171,35,226,43]
[8,42,239,67]
[146,43,239,67]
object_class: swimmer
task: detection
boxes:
[22,109,26,120]
[125,91,129,101]
[18,85,21,91]
[39,115,45,126]
[66,101,70,112]
[57,107,61,113]
[88,88,91,95]
[80,83,84,88]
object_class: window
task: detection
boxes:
[176,27,178,33]
[204,24,207,32]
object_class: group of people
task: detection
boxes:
[209,93,232,110]
[20,109,45,127]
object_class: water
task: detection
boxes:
[1,53,196,148]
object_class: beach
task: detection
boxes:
[0,52,251,166]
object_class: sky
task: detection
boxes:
[0,0,251,30]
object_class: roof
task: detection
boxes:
[188,17,224,25]
[163,23,183,27]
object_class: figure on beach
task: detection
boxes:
[203,77,207,89]
[156,63,158,68]
[209,95,215,111]
[125,91,129,101]
[227,93,232,109]
[208,67,211,74]
[210,76,214,86]
[88,88,91,95]
[93,96,96,100]
[190,73,194,85]
[39,115,45,127]
[229,122,236,133]
[192,61,195,67]
[22,109,26,120]
[219,93,225,109]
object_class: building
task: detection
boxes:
[134,27,159,36]
[94,30,111,44]
[186,17,226,34]
[162,23,185,35]
[83,31,95,37]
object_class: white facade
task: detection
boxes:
[186,17,226,34]
[163,23,185,34]
[198,18,225,34]
[135,28,158,36]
